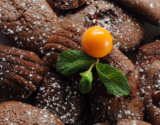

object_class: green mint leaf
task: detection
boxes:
[96,63,129,96]
[79,77,92,94]
[80,70,93,83]
[56,50,94,75]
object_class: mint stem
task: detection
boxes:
[88,58,99,72]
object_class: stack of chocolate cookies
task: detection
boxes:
[0,0,160,124]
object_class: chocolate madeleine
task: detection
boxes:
[44,25,144,123]
[0,101,64,125]
[116,0,160,26]
[0,0,60,56]
[0,45,44,100]
[56,1,145,51]
[47,0,92,10]
[31,57,88,125]
[95,119,151,125]
[137,38,160,124]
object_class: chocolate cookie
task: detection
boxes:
[31,57,88,125]
[0,0,60,56]
[56,1,145,51]
[0,45,44,100]
[137,38,160,124]
[116,0,160,26]
[47,0,92,10]
[95,119,151,125]
[0,101,64,125]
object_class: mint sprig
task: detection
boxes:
[56,50,129,96]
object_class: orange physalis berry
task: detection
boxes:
[81,26,113,58]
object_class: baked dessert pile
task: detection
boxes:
[0,0,160,124]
